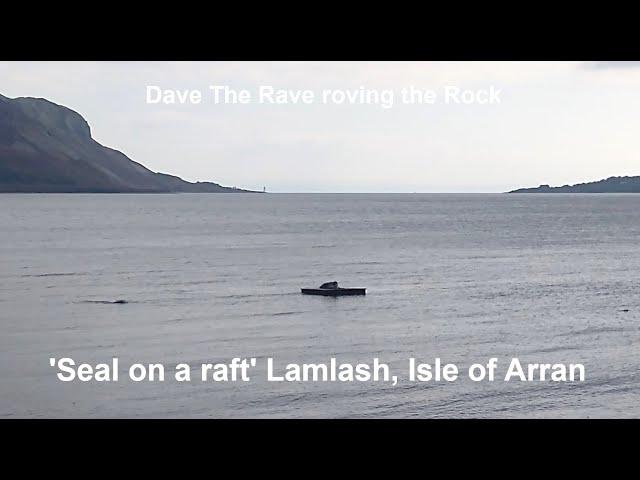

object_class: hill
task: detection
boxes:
[0,94,254,193]
[509,176,640,193]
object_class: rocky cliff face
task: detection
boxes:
[0,94,251,193]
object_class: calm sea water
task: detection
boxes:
[1,193,639,418]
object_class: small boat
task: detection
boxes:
[301,281,366,296]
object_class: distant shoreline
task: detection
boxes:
[0,190,262,194]
[508,176,640,193]
[5,191,640,195]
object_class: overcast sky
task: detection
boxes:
[1,61,639,192]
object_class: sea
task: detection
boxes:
[1,193,639,418]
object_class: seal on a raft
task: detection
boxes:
[301,281,366,296]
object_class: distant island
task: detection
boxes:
[0,94,256,193]
[509,176,640,193]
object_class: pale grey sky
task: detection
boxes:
[1,61,639,192]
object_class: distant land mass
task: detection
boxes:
[509,176,640,193]
[0,94,255,193]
